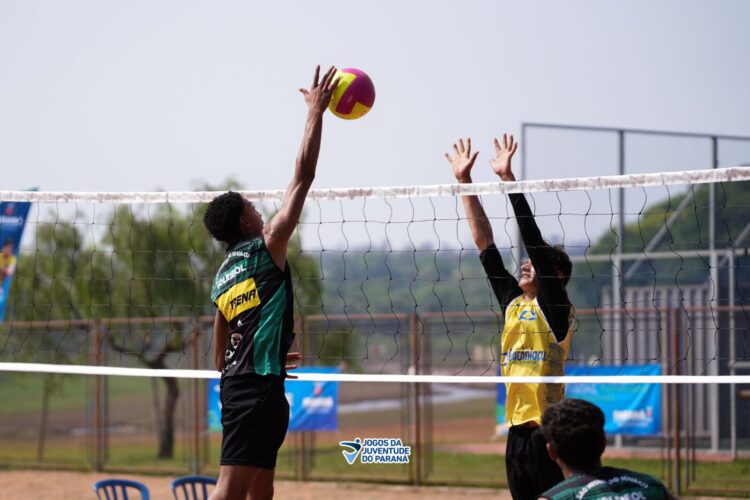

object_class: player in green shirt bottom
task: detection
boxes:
[539,399,677,500]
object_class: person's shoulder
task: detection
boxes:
[224,238,265,258]
[539,474,587,500]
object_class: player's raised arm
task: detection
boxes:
[491,134,572,340]
[445,138,493,251]
[491,134,552,267]
[263,65,339,268]
[447,138,522,314]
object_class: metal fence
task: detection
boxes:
[1,306,749,496]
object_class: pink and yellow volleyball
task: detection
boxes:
[328,68,375,120]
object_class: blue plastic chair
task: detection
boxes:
[93,478,150,500]
[171,476,217,500]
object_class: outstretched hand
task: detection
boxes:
[299,65,339,116]
[285,351,302,379]
[490,133,518,182]
[445,138,479,183]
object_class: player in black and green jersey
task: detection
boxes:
[539,399,676,500]
[204,65,339,500]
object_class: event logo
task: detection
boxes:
[339,437,411,465]
[339,438,362,465]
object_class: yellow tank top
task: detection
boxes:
[501,295,574,427]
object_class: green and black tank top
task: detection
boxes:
[540,467,669,499]
[210,237,294,378]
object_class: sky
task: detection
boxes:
[1,0,750,247]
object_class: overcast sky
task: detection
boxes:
[2,0,749,248]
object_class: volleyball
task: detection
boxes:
[328,68,375,120]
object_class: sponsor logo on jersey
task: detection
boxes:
[518,308,538,321]
[216,263,247,288]
[216,277,260,320]
[501,349,547,366]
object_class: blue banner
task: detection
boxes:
[565,364,661,436]
[0,201,32,322]
[286,367,339,432]
[495,366,507,434]
[207,378,221,433]
[207,367,340,433]
[496,364,661,435]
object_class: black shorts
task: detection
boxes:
[505,424,564,500]
[219,374,289,470]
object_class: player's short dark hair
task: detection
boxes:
[541,398,606,471]
[203,191,246,244]
[550,244,572,286]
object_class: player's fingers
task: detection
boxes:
[453,143,460,156]
[502,133,508,150]
[445,153,454,163]
[299,88,309,96]
[466,137,472,155]
[508,134,514,149]
[312,65,321,88]
[459,138,466,153]
[471,151,479,163]
[494,137,502,154]
[511,142,518,155]
[322,66,336,88]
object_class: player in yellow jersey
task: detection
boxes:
[446,135,574,500]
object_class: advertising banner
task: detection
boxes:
[208,366,340,433]
[496,364,661,435]
[0,201,32,322]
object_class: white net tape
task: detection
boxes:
[1,166,748,203]
[1,362,750,383]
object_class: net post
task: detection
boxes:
[708,136,720,454]
[612,130,626,451]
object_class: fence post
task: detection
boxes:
[411,313,421,486]
[191,325,201,475]
[672,308,681,494]
[90,320,104,472]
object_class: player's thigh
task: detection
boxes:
[209,464,261,500]
[246,468,275,500]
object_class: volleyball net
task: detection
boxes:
[1,166,750,385]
